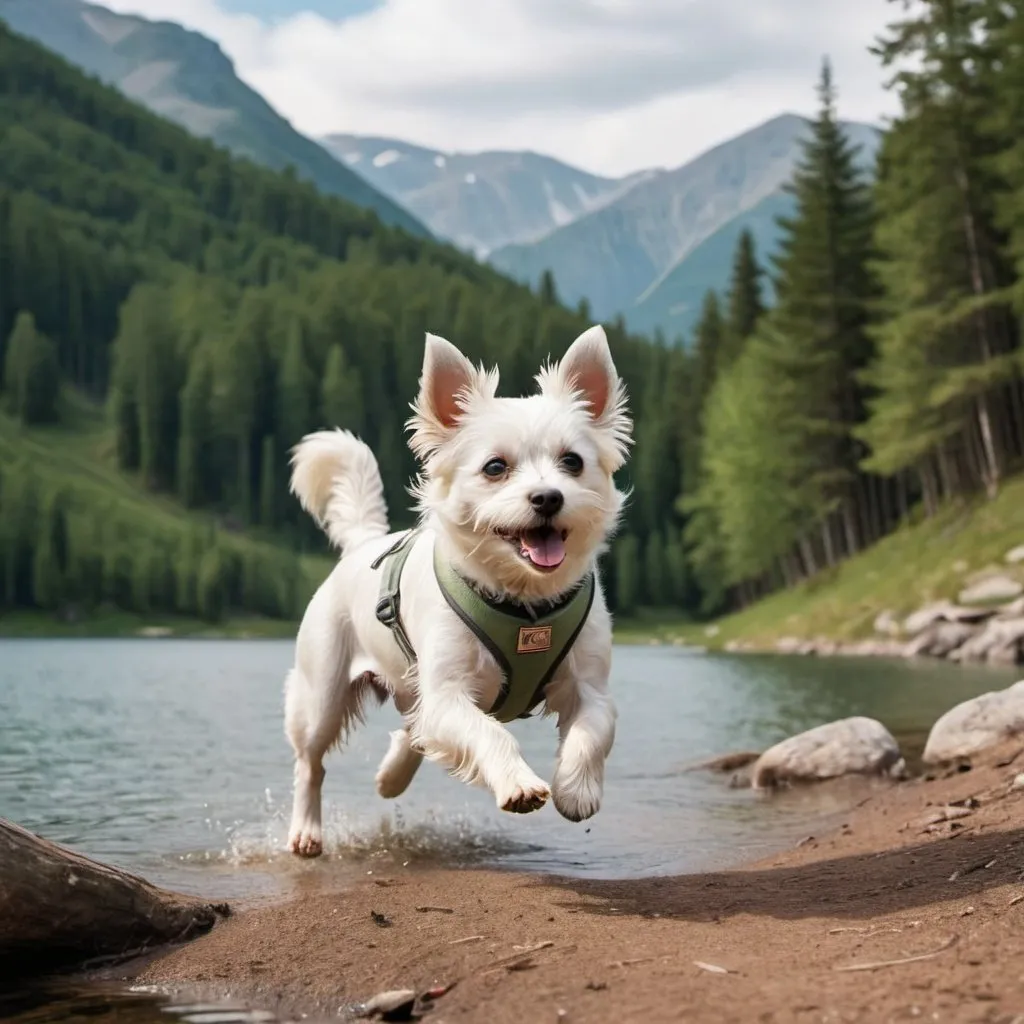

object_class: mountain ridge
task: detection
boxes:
[321,131,657,256]
[0,0,429,236]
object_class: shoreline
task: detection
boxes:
[112,741,1024,1023]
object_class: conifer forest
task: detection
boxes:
[2,0,1024,626]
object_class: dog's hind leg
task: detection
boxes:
[375,690,423,799]
[375,728,423,798]
[285,613,378,857]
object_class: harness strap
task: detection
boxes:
[372,529,595,724]
[432,548,595,722]
[371,529,420,666]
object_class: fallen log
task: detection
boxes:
[0,817,229,977]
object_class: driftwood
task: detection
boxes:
[0,817,229,977]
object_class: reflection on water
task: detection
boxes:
[0,983,288,1024]
[0,639,1018,900]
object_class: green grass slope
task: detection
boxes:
[632,476,1024,649]
[0,391,332,637]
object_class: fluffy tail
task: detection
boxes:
[289,430,390,552]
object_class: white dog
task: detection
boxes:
[283,324,632,857]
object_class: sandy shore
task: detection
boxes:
[123,744,1024,1023]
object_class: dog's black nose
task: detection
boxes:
[529,488,564,518]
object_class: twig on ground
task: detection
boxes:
[693,960,733,974]
[833,934,959,973]
[415,905,454,914]
[606,956,656,968]
[448,935,484,945]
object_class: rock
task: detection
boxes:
[948,617,1024,665]
[1006,545,1024,565]
[904,601,995,635]
[775,637,804,654]
[689,751,761,773]
[751,717,906,789]
[958,574,1024,606]
[837,638,908,658]
[902,621,977,659]
[923,679,1024,763]
[874,610,902,637]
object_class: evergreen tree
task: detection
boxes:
[614,534,641,615]
[32,490,70,611]
[860,0,1022,499]
[321,343,364,435]
[277,319,314,451]
[643,530,668,607]
[721,229,765,369]
[4,311,60,424]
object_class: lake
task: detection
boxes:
[1,638,1019,909]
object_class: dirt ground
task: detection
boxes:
[125,743,1024,1024]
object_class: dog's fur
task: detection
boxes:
[283,325,632,857]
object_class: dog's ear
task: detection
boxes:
[407,333,497,459]
[538,325,632,467]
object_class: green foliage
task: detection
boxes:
[4,311,60,424]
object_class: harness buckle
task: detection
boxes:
[375,594,399,627]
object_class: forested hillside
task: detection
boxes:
[681,0,1024,613]
[0,22,693,626]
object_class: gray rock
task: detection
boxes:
[949,617,1024,665]
[958,574,1024,605]
[751,716,906,789]
[923,679,1024,763]
[1005,545,1024,565]
[902,621,977,659]
[904,601,995,635]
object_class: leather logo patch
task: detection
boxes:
[517,625,552,654]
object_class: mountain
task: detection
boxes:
[321,133,655,257]
[625,191,793,341]
[489,114,882,338]
[0,0,428,236]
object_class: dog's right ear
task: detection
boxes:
[407,333,496,459]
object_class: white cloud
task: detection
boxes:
[100,0,900,177]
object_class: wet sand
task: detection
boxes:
[126,743,1024,1023]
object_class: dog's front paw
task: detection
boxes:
[552,764,603,822]
[496,770,550,814]
[288,825,324,858]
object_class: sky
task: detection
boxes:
[100,0,902,178]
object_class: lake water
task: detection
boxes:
[2,638,1020,908]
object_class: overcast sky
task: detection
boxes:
[101,0,901,178]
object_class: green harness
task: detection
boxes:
[372,530,595,723]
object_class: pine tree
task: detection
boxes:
[321,343,364,435]
[277,319,314,451]
[643,530,667,607]
[721,229,765,369]
[614,534,641,615]
[32,490,70,611]
[4,311,60,424]
[759,57,878,555]
[177,350,214,507]
[259,434,277,528]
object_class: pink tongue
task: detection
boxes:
[521,530,566,568]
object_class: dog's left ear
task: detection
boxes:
[540,325,632,466]
[407,333,497,460]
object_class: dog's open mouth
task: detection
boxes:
[496,526,568,571]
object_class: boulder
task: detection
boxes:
[902,620,977,659]
[958,574,1023,606]
[751,717,906,789]
[923,679,1024,763]
[904,601,996,635]
[1005,545,1024,565]
[948,617,1024,665]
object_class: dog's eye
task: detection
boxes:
[559,451,584,475]
[482,457,508,479]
